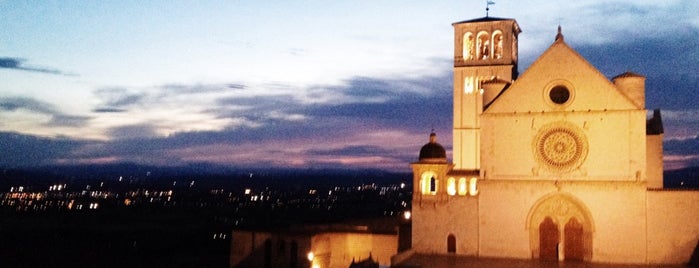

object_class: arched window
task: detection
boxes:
[477,31,490,60]
[447,234,456,253]
[462,32,474,60]
[458,178,468,196]
[469,177,479,196]
[492,31,503,59]
[421,171,438,195]
[447,177,456,196]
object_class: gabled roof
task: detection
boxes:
[452,16,515,25]
[484,32,639,114]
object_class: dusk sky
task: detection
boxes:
[1,1,697,171]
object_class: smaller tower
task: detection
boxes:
[613,71,646,109]
[411,132,451,204]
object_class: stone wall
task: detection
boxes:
[647,190,699,264]
[310,232,397,268]
[431,180,649,263]
[411,197,479,255]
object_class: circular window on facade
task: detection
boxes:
[549,85,570,104]
[533,122,588,172]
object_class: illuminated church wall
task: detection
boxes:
[411,197,479,255]
[404,16,699,266]
[480,36,647,182]
[481,111,646,181]
[230,230,398,268]
[647,191,699,264]
[310,232,397,268]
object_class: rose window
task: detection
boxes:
[534,124,588,171]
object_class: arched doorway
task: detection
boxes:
[565,217,584,261]
[447,234,456,253]
[539,217,559,261]
[527,193,594,262]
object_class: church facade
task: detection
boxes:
[404,17,699,265]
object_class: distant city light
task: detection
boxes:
[403,211,412,220]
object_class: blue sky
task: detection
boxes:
[1,0,697,171]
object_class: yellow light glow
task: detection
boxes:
[458,178,467,196]
[420,171,438,195]
[307,252,314,261]
[403,211,412,220]
[447,177,456,196]
[465,77,474,94]
[469,177,479,196]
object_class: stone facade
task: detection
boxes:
[405,16,699,266]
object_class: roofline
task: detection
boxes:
[452,16,516,25]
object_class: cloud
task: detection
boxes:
[0,96,55,114]
[92,87,146,112]
[0,97,91,127]
[35,73,453,170]
[302,75,453,133]
[0,132,85,167]
[664,136,699,170]
[0,57,76,76]
[92,108,128,113]
[107,124,160,140]
[47,114,91,127]
[158,83,242,95]
[307,145,396,157]
[573,30,699,110]
[665,136,699,156]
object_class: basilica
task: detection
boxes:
[397,17,699,265]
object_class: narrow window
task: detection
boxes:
[458,178,468,196]
[464,77,475,94]
[421,172,438,195]
[492,31,503,59]
[463,32,474,60]
[447,177,456,196]
[447,234,456,253]
[477,32,490,60]
[469,177,479,196]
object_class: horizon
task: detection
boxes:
[1,1,698,172]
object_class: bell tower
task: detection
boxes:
[452,17,520,171]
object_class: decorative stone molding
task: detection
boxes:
[526,192,594,261]
[533,122,588,173]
